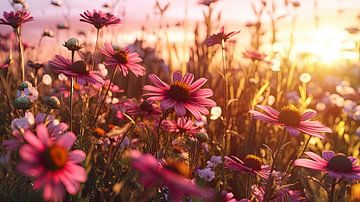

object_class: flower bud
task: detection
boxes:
[14,96,32,110]
[44,96,61,109]
[196,133,209,142]
[18,81,32,91]
[63,37,83,51]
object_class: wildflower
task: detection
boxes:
[42,29,54,37]
[80,10,122,29]
[196,133,209,142]
[225,154,270,179]
[243,50,268,62]
[63,37,83,51]
[100,43,145,77]
[17,82,39,102]
[249,105,332,138]
[48,55,104,85]
[222,190,250,202]
[14,96,32,109]
[198,0,220,7]
[197,167,215,181]
[299,73,311,83]
[294,151,360,179]
[124,99,161,119]
[207,155,222,168]
[162,117,199,135]
[27,60,44,71]
[143,72,216,120]
[43,96,61,109]
[42,74,52,85]
[129,150,213,201]
[252,185,306,202]
[204,26,240,46]
[210,106,222,120]
[51,0,63,7]
[17,124,87,201]
[0,10,33,29]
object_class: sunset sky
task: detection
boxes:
[1,0,359,64]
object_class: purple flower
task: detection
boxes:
[225,154,270,179]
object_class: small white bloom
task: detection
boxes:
[42,74,52,85]
[58,73,68,81]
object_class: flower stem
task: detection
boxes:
[92,28,100,71]
[328,178,336,202]
[246,173,251,199]
[94,67,117,125]
[263,129,286,201]
[70,50,75,131]
[220,39,229,188]
[15,28,25,82]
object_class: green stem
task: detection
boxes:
[92,28,100,71]
[94,67,117,124]
[15,28,25,82]
[264,129,286,201]
[70,50,75,131]
[220,39,228,188]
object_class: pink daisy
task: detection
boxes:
[80,10,122,29]
[252,185,306,202]
[143,72,216,120]
[243,50,269,62]
[162,117,199,135]
[48,55,104,85]
[17,124,87,201]
[124,98,161,119]
[294,151,360,179]
[0,10,33,29]
[249,105,332,138]
[100,43,145,77]
[204,26,240,46]
[225,154,270,179]
[129,150,213,202]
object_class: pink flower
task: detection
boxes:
[0,10,33,29]
[17,124,87,201]
[124,99,161,119]
[294,151,360,179]
[225,154,270,179]
[162,117,199,134]
[80,10,122,29]
[198,0,220,6]
[204,26,240,46]
[249,105,332,138]
[100,43,145,77]
[252,185,306,202]
[129,150,213,202]
[243,50,268,62]
[143,72,216,120]
[48,55,104,85]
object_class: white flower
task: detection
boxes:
[42,74,52,85]
[58,73,68,81]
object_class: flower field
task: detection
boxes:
[0,0,359,201]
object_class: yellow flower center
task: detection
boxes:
[114,50,128,64]
[278,105,302,126]
[328,154,353,173]
[71,61,88,74]
[244,154,262,171]
[42,145,68,170]
[169,81,191,102]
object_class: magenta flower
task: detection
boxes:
[0,10,33,29]
[294,151,360,179]
[48,55,104,85]
[124,99,161,119]
[204,26,240,46]
[162,117,199,135]
[100,43,145,77]
[243,50,269,62]
[143,72,216,120]
[249,105,332,138]
[129,150,213,202]
[225,155,270,179]
[80,10,121,29]
[17,124,87,201]
[252,185,306,202]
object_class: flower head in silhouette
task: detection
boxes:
[0,10,33,29]
[80,10,121,29]
[204,26,240,46]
